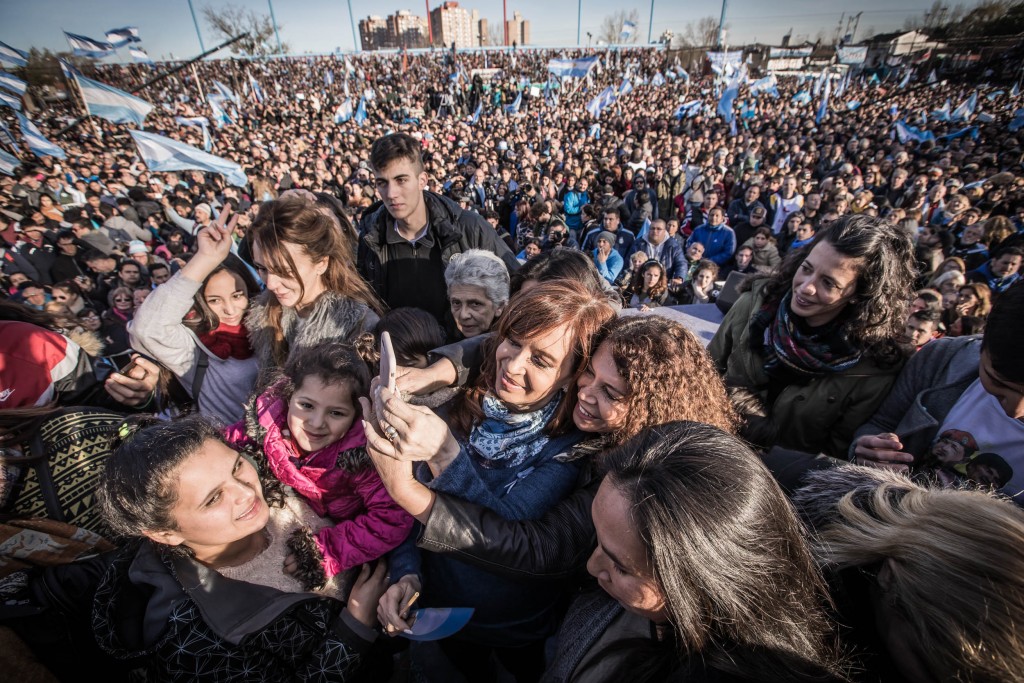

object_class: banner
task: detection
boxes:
[706,50,743,73]
[769,47,812,58]
[129,129,246,187]
[547,56,599,79]
[836,46,867,65]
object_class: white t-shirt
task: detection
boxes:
[921,380,1024,499]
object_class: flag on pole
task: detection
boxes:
[0,89,21,110]
[792,90,812,104]
[130,129,247,187]
[674,100,701,119]
[0,71,27,96]
[129,47,153,63]
[63,31,115,58]
[213,80,239,106]
[470,100,482,125]
[176,116,213,152]
[620,20,636,41]
[334,99,353,123]
[893,119,935,144]
[0,147,21,176]
[74,74,153,125]
[354,96,367,125]
[505,90,522,115]
[816,77,831,124]
[0,40,27,67]
[951,92,978,121]
[104,27,140,48]
[208,97,232,128]
[931,98,951,121]
[619,79,633,96]
[58,58,81,80]
[16,113,66,159]
[325,70,334,87]
[717,82,739,123]
[651,72,665,87]
[248,74,264,104]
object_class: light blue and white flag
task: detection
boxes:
[931,98,951,121]
[58,58,81,80]
[0,120,17,149]
[248,74,264,103]
[816,77,831,124]
[588,122,601,139]
[325,70,334,87]
[0,88,21,110]
[898,70,912,89]
[1009,109,1024,132]
[130,130,246,187]
[0,41,27,68]
[620,20,637,41]
[75,74,153,126]
[0,147,21,175]
[213,80,239,106]
[334,98,353,123]
[928,69,938,85]
[546,56,599,79]
[717,82,739,123]
[951,92,977,121]
[0,71,27,96]
[985,90,1004,101]
[976,111,995,123]
[209,97,232,128]
[354,96,367,125]
[470,100,482,125]
[129,47,153,63]
[749,75,778,97]
[674,99,702,119]
[893,119,935,144]
[619,79,633,96]
[105,27,140,48]
[16,113,65,159]
[176,116,212,152]
[651,71,665,87]
[792,90,811,105]
[64,31,114,58]
[505,90,522,115]
[1012,83,1020,98]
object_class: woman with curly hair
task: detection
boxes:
[364,314,739,588]
[708,214,916,458]
[623,259,672,310]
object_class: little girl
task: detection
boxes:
[225,340,413,590]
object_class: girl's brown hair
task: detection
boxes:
[449,279,615,437]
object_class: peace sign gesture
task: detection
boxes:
[181,204,240,284]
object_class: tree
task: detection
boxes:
[598,9,641,45]
[486,24,503,47]
[679,16,723,48]
[201,3,290,56]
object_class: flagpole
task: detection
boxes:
[267,0,283,54]
[648,0,654,44]
[187,0,206,53]
[577,0,582,46]
[56,32,249,137]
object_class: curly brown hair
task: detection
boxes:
[601,316,739,444]
[625,260,669,300]
[753,214,915,365]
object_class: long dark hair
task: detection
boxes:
[598,421,846,682]
[751,214,915,363]
[183,254,261,335]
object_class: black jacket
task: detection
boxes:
[356,191,518,304]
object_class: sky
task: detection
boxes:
[0,0,955,62]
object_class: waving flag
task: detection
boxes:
[894,119,935,144]
[651,72,665,87]
[354,96,367,125]
[64,31,114,58]
[0,41,27,68]
[792,90,811,105]
[620,20,637,41]
[0,71,27,96]
[931,98,951,121]
[75,74,153,125]
[129,47,153,64]
[898,70,912,89]
[546,56,599,79]
[16,113,65,159]
[105,27,140,48]
[951,92,977,121]
[470,100,482,125]
[130,130,246,187]
[505,90,522,115]
[208,97,232,128]
[213,80,239,106]
[717,82,739,123]
[0,147,21,175]
[176,116,212,152]
[325,70,334,87]
[58,58,81,80]
[619,79,633,96]
[816,77,831,124]
[1010,109,1024,132]
[0,120,18,150]
[586,86,616,118]
[334,98,353,123]
[0,89,21,110]
[674,100,701,119]
[248,74,264,104]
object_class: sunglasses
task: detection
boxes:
[114,296,132,302]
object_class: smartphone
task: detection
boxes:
[380,331,397,394]
[118,358,140,377]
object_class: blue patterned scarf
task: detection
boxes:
[469,391,562,468]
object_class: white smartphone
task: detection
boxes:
[380,331,397,394]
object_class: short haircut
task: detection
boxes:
[444,249,510,309]
[81,249,110,263]
[369,133,424,174]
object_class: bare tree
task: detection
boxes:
[598,9,641,45]
[201,3,290,56]
[486,24,503,46]
[680,16,723,48]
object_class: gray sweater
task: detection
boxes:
[129,272,259,424]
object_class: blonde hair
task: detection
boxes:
[814,478,1024,683]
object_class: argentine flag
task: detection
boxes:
[105,27,140,48]
[619,79,633,96]
[249,74,264,104]
[0,147,21,176]
[470,100,482,125]
[176,116,212,152]
[129,47,153,64]
[893,119,935,144]
[717,83,739,123]
[130,129,247,187]
[651,72,665,87]
[951,92,977,122]
[0,89,21,110]
[16,113,65,159]
[505,90,522,115]
[354,96,367,125]
[620,20,636,41]
[213,80,239,106]
[334,98,353,123]
[209,97,232,128]
[64,31,114,58]
[0,71,27,96]
[75,74,153,126]
[0,41,27,67]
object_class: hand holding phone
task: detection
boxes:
[380,331,397,394]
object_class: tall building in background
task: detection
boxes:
[389,10,429,49]
[477,18,489,46]
[505,11,530,46]
[359,16,389,51]
[430,1,474,49]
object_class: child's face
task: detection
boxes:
[287,376,358,454]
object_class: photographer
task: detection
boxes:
[542,218,579,251]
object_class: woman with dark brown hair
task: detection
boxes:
[245,196,383,384]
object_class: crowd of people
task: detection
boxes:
[1,43,1023,682]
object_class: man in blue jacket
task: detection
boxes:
[686,206,736,266]
[628,218,687,284]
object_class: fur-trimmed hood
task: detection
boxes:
[792,464,917,533]
[69,326,105,357]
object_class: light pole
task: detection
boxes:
[648,0,654,44]
[577,0,582,46]
[717,0,728,48]
[267,0,283,54]
[347,0,360,52]
[187,0,206,53]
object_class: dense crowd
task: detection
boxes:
[1,44,1023,683]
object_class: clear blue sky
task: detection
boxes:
[1,0,953,61]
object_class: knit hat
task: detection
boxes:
[194,202,212,217]
[597,230,616,245]
[128,240,148,255]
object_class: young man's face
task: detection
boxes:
[991,254,1022,278]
